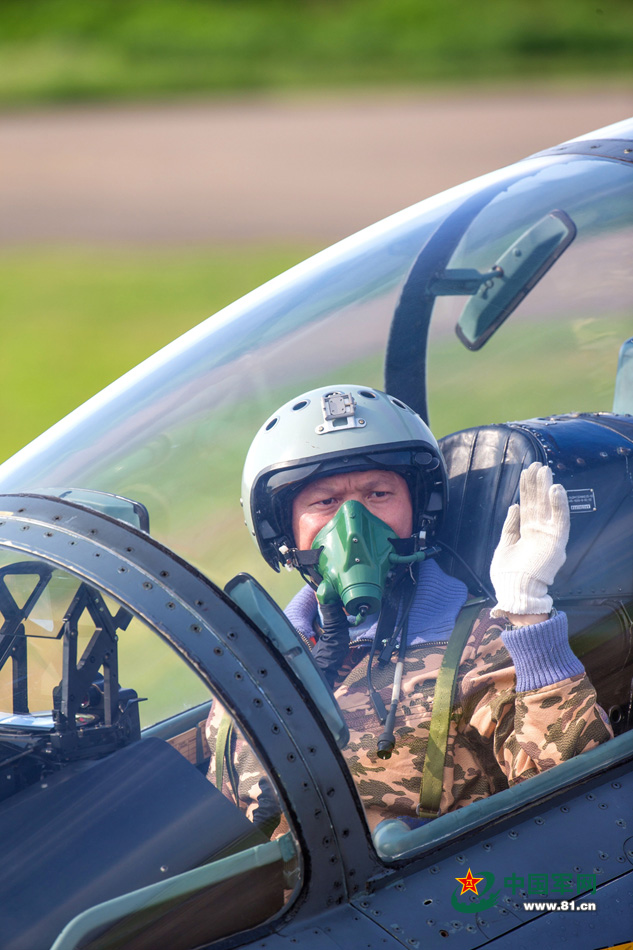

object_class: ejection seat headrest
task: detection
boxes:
[437,414,633,603]
[437,413,633,730]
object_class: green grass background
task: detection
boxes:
[0,244,319,463]
[1,0,632,107]
[1,244,625,466]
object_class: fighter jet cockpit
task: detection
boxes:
[0,496,304,950]
[0,119,631,948]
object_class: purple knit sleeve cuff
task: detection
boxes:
[284,584,318,638]
[500,611,585,693]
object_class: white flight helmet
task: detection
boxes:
[242,384,447,571]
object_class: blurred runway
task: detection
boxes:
[2,86,631,245]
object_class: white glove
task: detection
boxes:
[490,461,570,618]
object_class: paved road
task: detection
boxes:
[2,86,631,245]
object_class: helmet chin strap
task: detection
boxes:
[281,545,323,588]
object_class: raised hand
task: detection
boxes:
[490,461,570,619]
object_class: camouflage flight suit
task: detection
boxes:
[335,608,612,830]
[205,701,287,839]
[205,600,612,833]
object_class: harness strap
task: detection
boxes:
[417,600,484,819]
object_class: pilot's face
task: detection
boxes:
[292,469,413,550]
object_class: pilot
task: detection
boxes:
[214,384,612,831]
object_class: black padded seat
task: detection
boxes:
[437,424,541,596]
[438,414,633,730]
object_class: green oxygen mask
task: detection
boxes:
[311,499,430,624]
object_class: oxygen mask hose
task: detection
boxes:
[376,620,408,759]
[312,500,398,624]
[311,601,350,688]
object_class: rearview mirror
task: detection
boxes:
[455,209,576,350]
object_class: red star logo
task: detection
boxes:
[455,869,484,896]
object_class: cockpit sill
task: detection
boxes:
[373,728,633,862]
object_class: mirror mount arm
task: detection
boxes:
[384,169,528,426]
[428,267,502,297]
